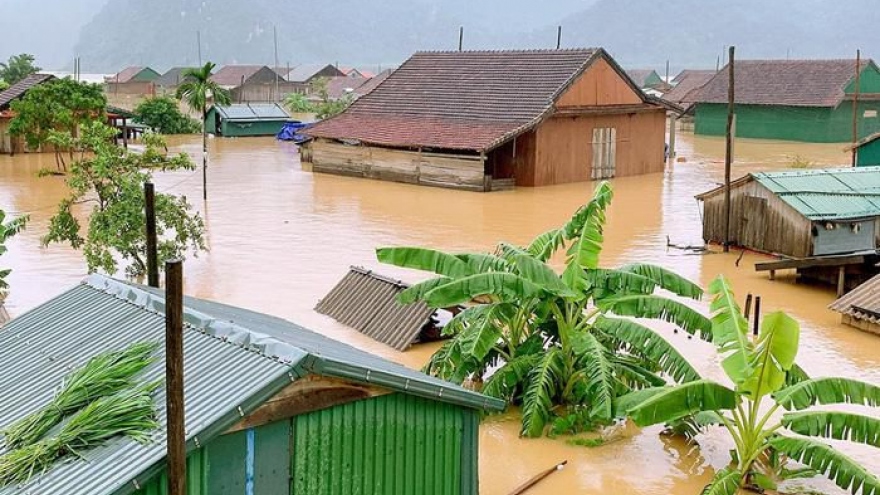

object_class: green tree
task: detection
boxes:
[310,77,354,120]
[134,96,199,134]
[0,210,28,296]
[9,78,106,171]
[283,92,316,113]
[0,80,8,91]
[0,54,40,86]
[377,182,712,437]
[175,62,232,201]
[620,276,880,495]
[42,121,206,278]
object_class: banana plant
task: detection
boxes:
[620,275,880,495]
[0,209,27,296]
[377,182,712,437]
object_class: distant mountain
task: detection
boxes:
[60,0,880,73]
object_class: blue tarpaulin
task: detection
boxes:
[277,121,312,143]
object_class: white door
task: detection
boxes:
[591,127,617,180]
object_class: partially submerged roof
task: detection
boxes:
[0,73,55,111]
[830,273,880,324]
[288,64,345,83]
[664,70,716,106]
[316,267,439,351]
[0,275,502,495]
[212,103,290,121]
[107,67,159,84]
[693,59,875,107]
[697,166,880,221]
[306,48,653,151]
[626,69,660,88]
[321,76,369,100]
[155,67,199,87]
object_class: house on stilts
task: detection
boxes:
[303,48,673,191]
[0,275,502,495]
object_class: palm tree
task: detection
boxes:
[175,62,231,201]
[621,276,880,495]
[377,182,713,437]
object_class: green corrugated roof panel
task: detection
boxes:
[214,103,289,121]
[0,275,501,495]
[753,166,880,220]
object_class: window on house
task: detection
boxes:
[591,127,617,179]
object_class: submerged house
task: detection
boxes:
[105,67,161,96]
[0,73,55,154]
[849,132,880,167]
[304,49,670,191]
[0,275,502,495]
[211,65,301,103]
[155,67,198,93]
[692,59,880,142]
[830,273,880,335]
[205,103,290,137]
[288,64,347,87]
[664,69,716,107]
[697,167,880,258]
[626,69,668,92]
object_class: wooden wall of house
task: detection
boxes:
[309,139,488,191]
[700,181,813,257]
[233,82,306,103]
[519,109,666,186]
[104,82,156,96]
[556,57,643,107]
[487,131,536,180]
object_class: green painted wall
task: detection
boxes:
[857,139,880,166]
[219,119,286,137]
[133,393,479,495]
[695,101,880,143]
[844,64,880,94]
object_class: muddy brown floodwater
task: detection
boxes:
[1,131,879,494]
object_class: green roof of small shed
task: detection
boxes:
[0,275,501,495]
[212,103,289,122]
[755,167,880,220]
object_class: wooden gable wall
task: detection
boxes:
[556,57,644,107]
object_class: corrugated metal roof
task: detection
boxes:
[214,103,289,121]
[0,275,502,494]
[754,167,880,220]
[315,267,437,351]
[830,273,880,323]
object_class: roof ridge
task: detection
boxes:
[82,274,308,366]
[413,47,598,55]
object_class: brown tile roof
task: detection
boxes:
[694,59,873,107]
[107,67,143,83]
[354,69,393,97]
[307,48,618,151]
[321,76,369,100]
[665,70,717,105]
[210,65,266,87]
[830,273,880,324]
[0,73,55,111]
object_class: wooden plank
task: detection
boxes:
[755,254,866,272]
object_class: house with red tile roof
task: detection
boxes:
[664,69,716,107]
[692,59,880,142]
[104,66,160,96]
[303,49,670,191]
[0,73,56,153]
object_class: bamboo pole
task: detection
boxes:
[723,46,735,253]
[165,260,186,495]
[507,460,568,495]
[852,49,861,167]
[145,183,159,288]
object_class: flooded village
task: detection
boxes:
[2,7,880,495]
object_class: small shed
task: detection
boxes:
[316,267,454,350]
[830,274,880,335]
[696,167,880,258]
[304,49,671,191]
[692,59,880,142]
[105,67,160,96]
[205,103,290,137]
[849,132,880,167]
[0,73,56,154]
[0,275,503,495]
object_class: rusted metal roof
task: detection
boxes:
[316,267,438,351]
[830,273,880,324]
[693,59,875,107]
[0,73,55,110]
[306,48,651,151]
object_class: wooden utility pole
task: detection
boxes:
[556,26,562,49]
[852,49,861,167]
[724,46,735,253]
[144,183,159,288]
[165,260,186,495]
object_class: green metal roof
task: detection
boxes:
[0,275,502,495]
[753,166,880,221]
[213,103,289,121]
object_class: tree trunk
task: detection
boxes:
[202,105,208,201]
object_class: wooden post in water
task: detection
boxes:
[723,46,735,253]
[744,293,753,319]
[668,114,677,166]
[145,183,159,288]
[852,49,861,167]
[165,260,186,495]
[837,266,847,297]
[752,296,761,337]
